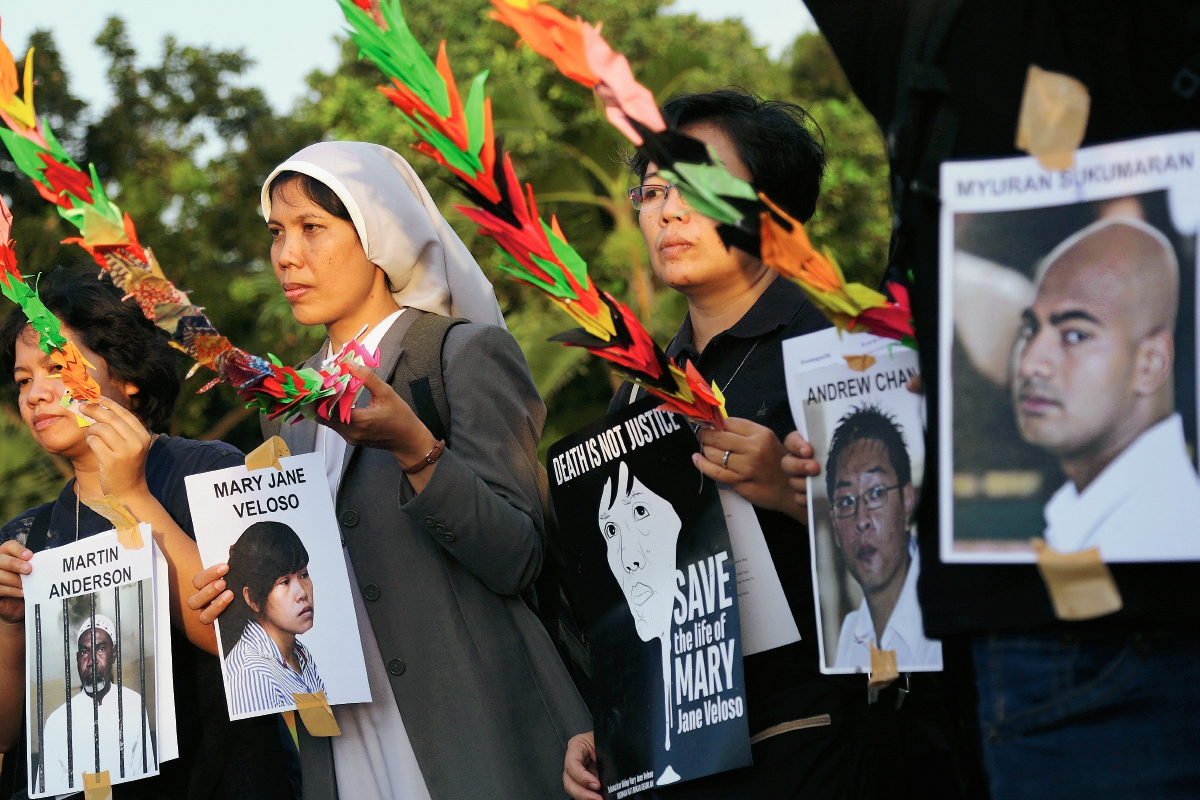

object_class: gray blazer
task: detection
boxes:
[268,313,590,800]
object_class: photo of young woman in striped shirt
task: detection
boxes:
[219,521,325,717]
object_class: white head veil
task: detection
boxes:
[260,141,505,327]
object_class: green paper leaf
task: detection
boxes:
[86,163,123,224]
[337,0,450,118]
[407,110,483,176]
[659,166,744,226]
[40,123,79,169]
[0,129,53,190]
[543,221,589,290]
[494,249,559,297]
[464,70,489,159]
[0,275,66,352]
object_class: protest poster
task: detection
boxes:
[939,131,1200,564]
[21,526,174,797]
[783,329,942,674]
[185,451,370,721]
[548,396,751,797]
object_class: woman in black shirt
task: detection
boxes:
[0,269,293,799]
[564,90,870,800]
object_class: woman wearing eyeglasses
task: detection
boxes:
[564,90,874,800]
[822,405,941,672]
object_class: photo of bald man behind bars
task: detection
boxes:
[30,584,158,796]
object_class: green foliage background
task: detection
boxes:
[0,1,889,522]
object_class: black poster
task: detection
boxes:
[549,397,752,797]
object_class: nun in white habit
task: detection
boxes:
[194,141,590,800]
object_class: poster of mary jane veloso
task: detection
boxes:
[548,396,752,798]
[939,130,1200,564]
[186,452,370,721]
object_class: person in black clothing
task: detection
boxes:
[0,268,294,799]
[564,89,875,800]
[784,3,1200,797]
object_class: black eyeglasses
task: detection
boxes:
[831,485,901,519]
[628,183,678,211]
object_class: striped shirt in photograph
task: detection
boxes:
[225,620,325,716]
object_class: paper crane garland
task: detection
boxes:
[488,0,914,345]
[0,25,379,424]
[340,0,727,427]
[0,194,102,425]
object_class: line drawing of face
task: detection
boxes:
[599,461,682,752]
[599,462,682,642]
[1011,219,1176,479]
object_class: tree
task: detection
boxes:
[0,2,891,510]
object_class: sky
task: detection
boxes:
[1,1,815,117]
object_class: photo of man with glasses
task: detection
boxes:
[826,406,942,671]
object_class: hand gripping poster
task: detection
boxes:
[939,131,1200,563]
[784,328,942,674]
[21,527,177,797]
[185,451,370,720]
[548,397,752,797]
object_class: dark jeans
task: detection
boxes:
[974,630,1200,800]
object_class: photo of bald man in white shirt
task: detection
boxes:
[1012,217,1200,561]
[39,613,149,793]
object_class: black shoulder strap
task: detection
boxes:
[884,0,965,284]
[390,311,468,445]
[24,502,55,554]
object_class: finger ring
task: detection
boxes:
[722,450,731,469]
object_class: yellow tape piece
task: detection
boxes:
[83,771,112,800]
[868,642,899,689]
[81,495,143,549]
[1015,64,1090,171]
[246,435,291,472]
[293,690,341,737]
[843,354,877,372]
[1032,538,1123,621]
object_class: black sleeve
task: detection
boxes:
[160,441,246,540]
[803,0,910,128]
[0,505,47,546]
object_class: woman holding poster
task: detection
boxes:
[188,141,590,800]
[564,89,871,800]
[0,269,294,797]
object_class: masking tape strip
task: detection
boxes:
[83,771,112,800]
[868,642,899,689]
[1032,538,1123,621]
[748,714,832,746]
[293,690,341,737]
[246,435,291,472]
[1015,64,1090,171]
[81,496,144,549]
[843,354,876,372]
